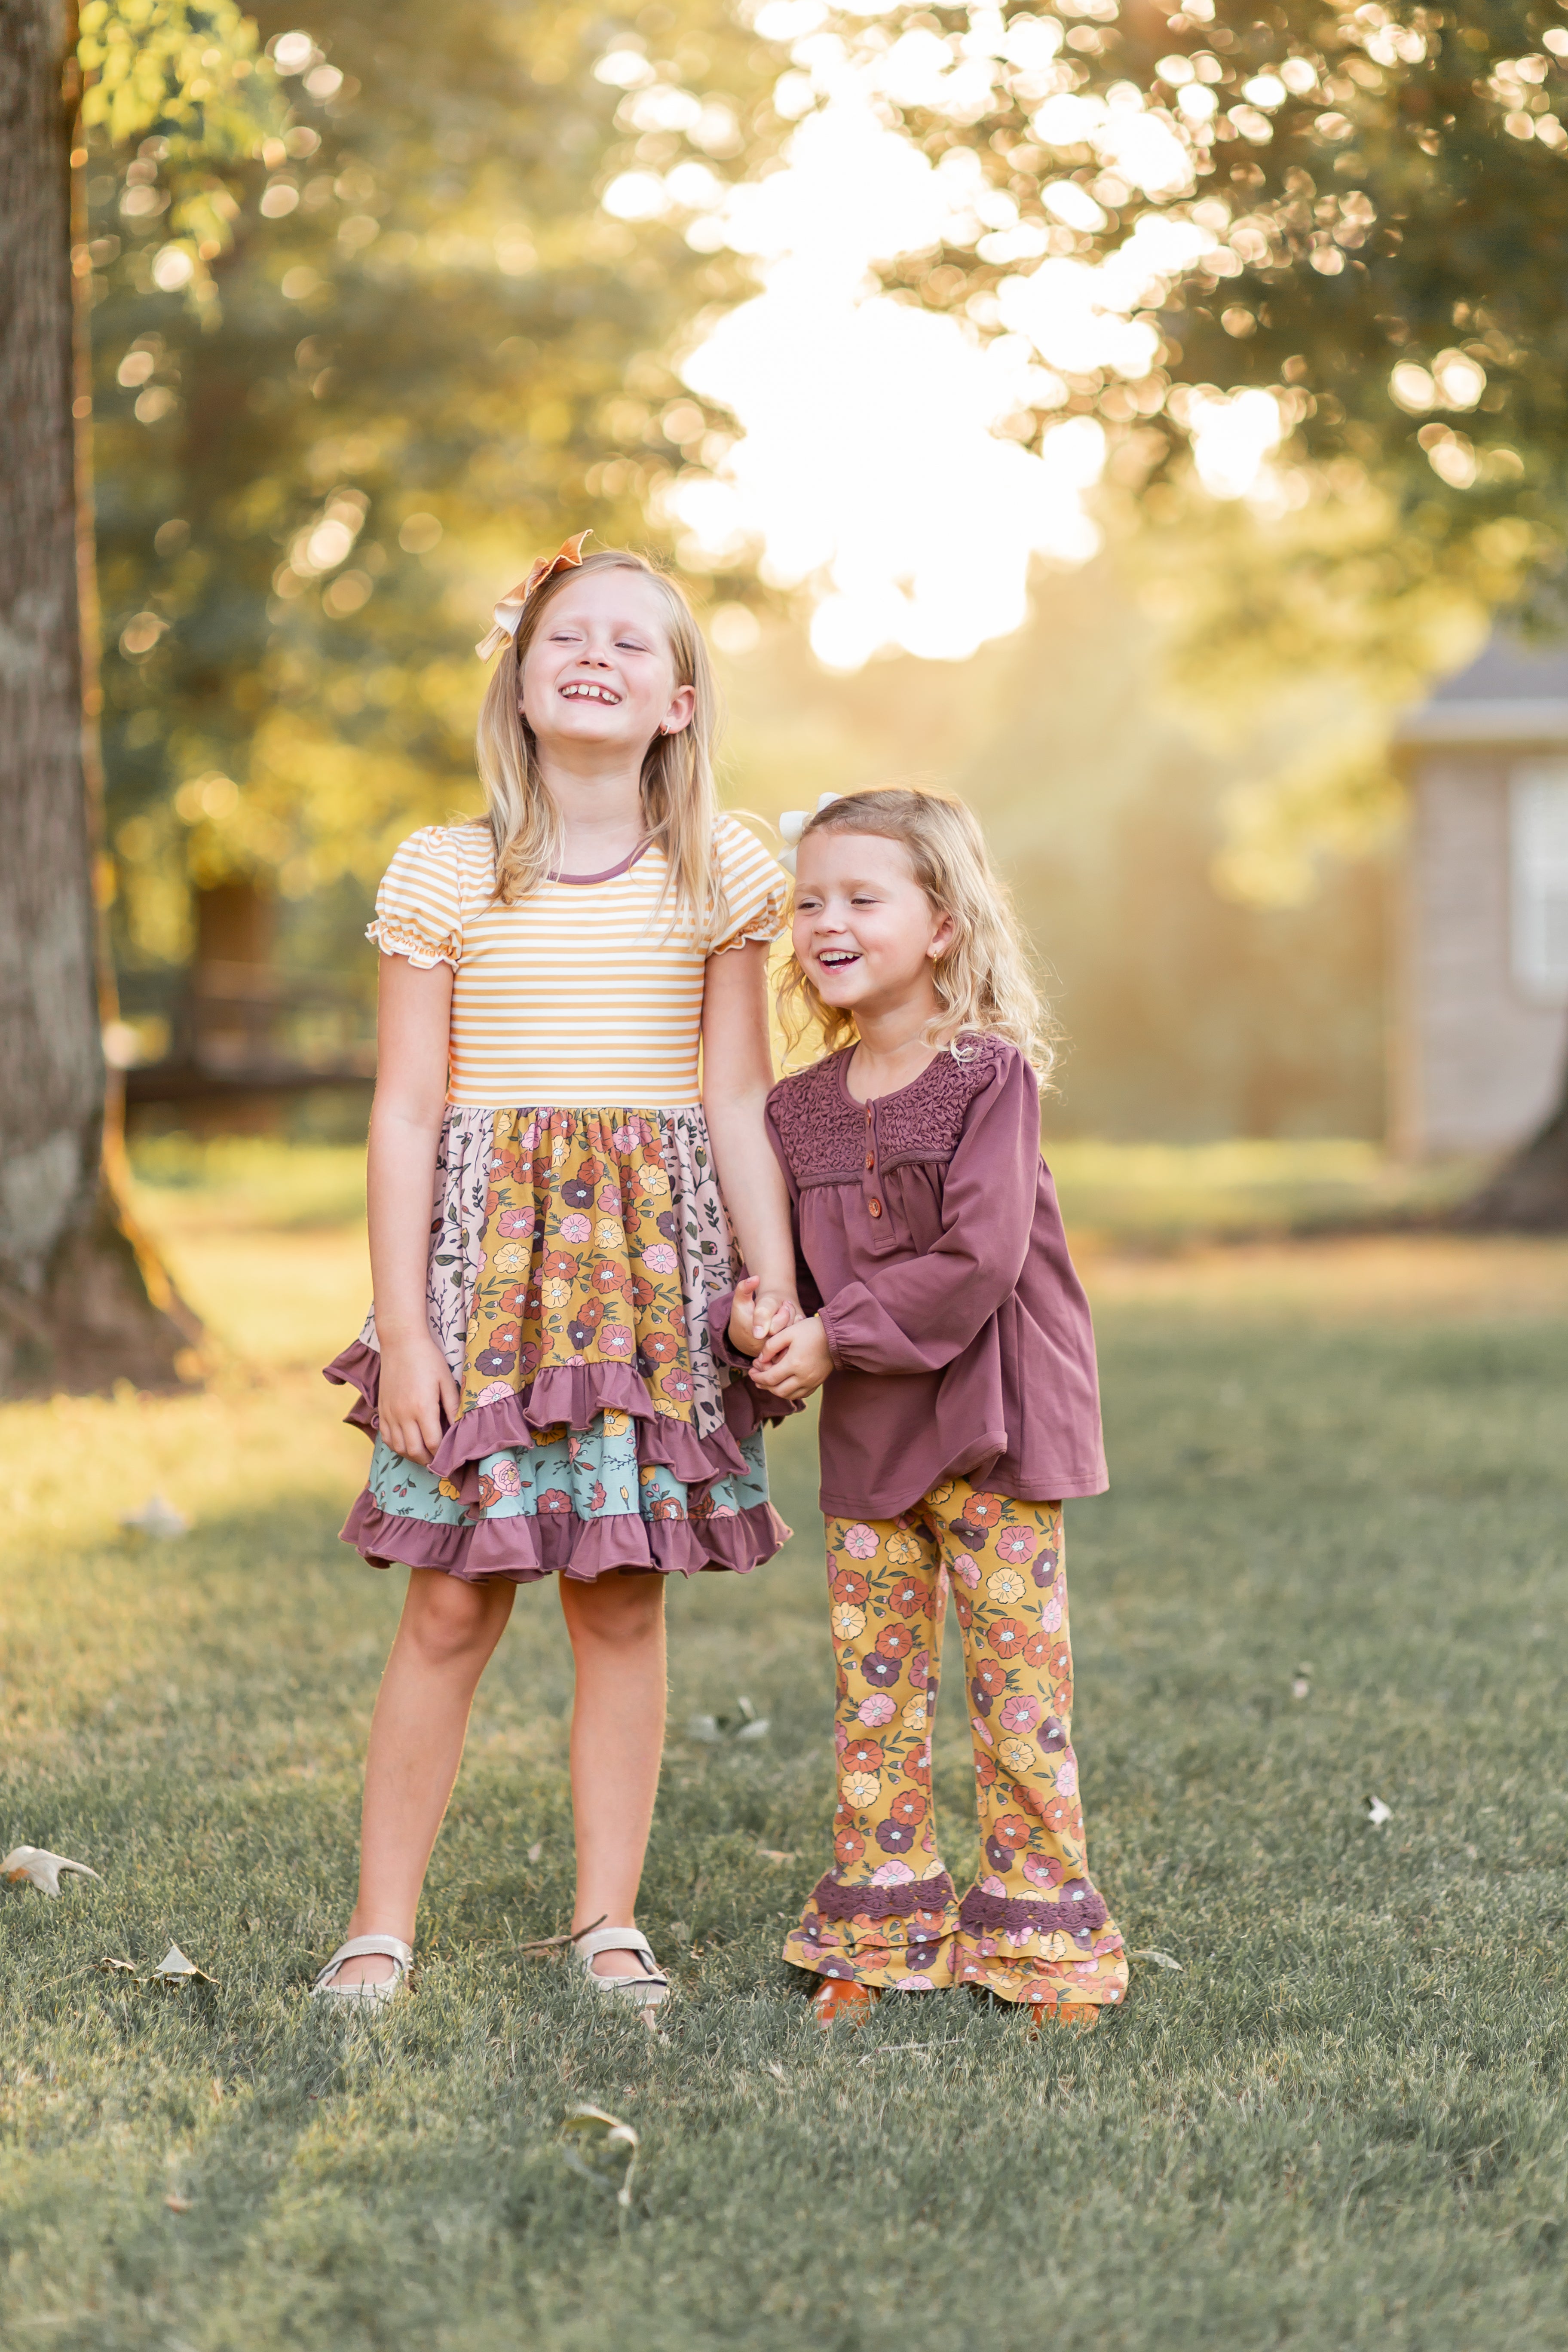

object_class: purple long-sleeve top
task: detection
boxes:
[763,1037,1108,1520]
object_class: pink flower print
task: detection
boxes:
[1023,1852,1064,1890]
[599,1322,633,1358]
[999,1692,1042,1735]
[909,1647,930,1690]
[567,1431,584,1461]
[475,1380,511,1407]
[496,1207,532,1238]
[995,1524,1035,1565]
[559,1212,591,1245]
[972,1715,994,1748]
[896,1974,936,1994]
[858,1693,895,1727]
[536,1488,573,1514]
[834,1721,849,1755]
[952,1552,980,1590]
[597,1182,621,1212]
[643,1242,678,1276]
[981,1874,1008,1899]
[1055,1757,1078,1799]
[840,1522,878,1561]
[709,1501,737,1518]
[1041,1594,1064,1633]
[519,1120,543,1150]
[590,1480,606,1511]
[610,1123,637,1152]
[976,1936,999,1958]
[870,1858,915,1886]
[660,1367,694,1403]
[485,1456,523,1499]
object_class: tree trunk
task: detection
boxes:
[0,0,200,1393]
[1458,1036,1568,1230]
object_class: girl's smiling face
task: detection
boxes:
[791,829,955,1022]
[519,569,694,755]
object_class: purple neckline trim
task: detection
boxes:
[959,1880,1106,1940]
[807,1871,956,1923]
[834,1036,983,1115]
[548,842,651,886]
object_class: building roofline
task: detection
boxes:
[1393,698,1568,747]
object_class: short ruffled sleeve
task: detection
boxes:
[708,814,790,956]
[367,827,464,971]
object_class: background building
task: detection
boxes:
[1393,637,1568,1156]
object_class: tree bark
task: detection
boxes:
[1458,1038,1568,1231]
[0,0,200,1393]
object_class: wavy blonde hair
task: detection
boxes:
[474,546,726,939]
[778,786,1055,1082]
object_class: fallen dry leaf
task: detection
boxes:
[1365,1794,1393,1828]
[96,1956,140,1978]
[3,1846,101,1897]
[153,1943,217,1985]
[756,1847,797,1864]
[1129,1948,1184,1972]
[560,2103,640,2207]
[526,1841,543,1864]
[164,2195,191,2214]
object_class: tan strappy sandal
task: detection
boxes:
[309,1933,413,2007]
[574,1926,671,2012]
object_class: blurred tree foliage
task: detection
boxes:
[837,1,1568,600]
[89,0,781,992]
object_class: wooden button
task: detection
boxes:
[864,1153,874,1170]
[868,1198,883,1218]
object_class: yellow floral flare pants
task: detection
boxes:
[783,1477,1128,2012]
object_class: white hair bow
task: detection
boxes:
[777,793,840,873]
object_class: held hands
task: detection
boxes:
[727,1274,800,1359]
[750,1313,834,1403]
[377,1333,461,1467]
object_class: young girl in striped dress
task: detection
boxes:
[313,539,797,2009]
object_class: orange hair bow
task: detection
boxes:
[474,530,592,661]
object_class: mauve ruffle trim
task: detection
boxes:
[804,1871,1108,1942]
[959,1880,1107,1940]
[340,1485,791,1584]
[807,1870,956,1922]
[324,1336,796,1488]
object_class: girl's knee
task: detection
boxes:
[400,1570,508,1668]
[561,1570,666,1650]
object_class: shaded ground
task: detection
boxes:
[2,1144,1565,2349]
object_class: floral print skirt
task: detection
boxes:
[325,1103,790,1583]
[784,1478,1127,2012]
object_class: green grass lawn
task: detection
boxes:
[3,1145,1566,2349]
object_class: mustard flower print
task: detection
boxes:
[783,1476,1125,2015]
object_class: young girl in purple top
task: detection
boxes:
[726,786,1127,2028]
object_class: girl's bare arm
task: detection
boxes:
[700,940,798,1337]
[367,954,460,1465]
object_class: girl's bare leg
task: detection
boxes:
[558,1570,668,1979]
[333,1567,516,1986]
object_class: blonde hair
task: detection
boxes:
[474,546,726,938]
[778,786,1055,1081]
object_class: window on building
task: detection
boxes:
[1510,761,1568,1002]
